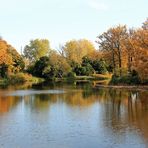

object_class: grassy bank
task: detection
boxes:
[1,72,147,89]
[109,74,148,85]
[93,73,148,90]
[1,73,110,86]
[0,73,44,86]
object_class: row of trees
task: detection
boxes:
[0,18,147,84]
[97,19,148,81]
[24,39,108,79]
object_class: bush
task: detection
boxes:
[67,72,76,82]
[7,73,43,84]
[73,63,94,76]
[8,73,31,84]
[110,73,141,85]
[67,72,76,78]
[91,59,108,74]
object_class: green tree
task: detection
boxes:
[28,53,71,79]
[91,59,108,74]
[72,62,94,76]
[23,39,51,63]
[48,50,71,77]
[32,56,50,78]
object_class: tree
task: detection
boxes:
[96,25,128,76]
[72,58,94,76]
[8,46,25,72]
[131,27,148,81]
[23,39,51,63]
[96,19,148,82]
[91,59,108,74]
[48,50,71,77]
[82,56,108,74]
[0,39,24,77]
[28,51,71,79]
[61,39,95,64]
[31,56,50,78]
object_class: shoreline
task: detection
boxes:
[95,84,148,91]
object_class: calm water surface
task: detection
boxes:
[0,82,148,148]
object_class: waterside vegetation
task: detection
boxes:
[0,19,147,86]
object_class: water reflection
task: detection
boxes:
[0,96,21,113]
[0,83,148,147]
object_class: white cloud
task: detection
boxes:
[88,0,109,11]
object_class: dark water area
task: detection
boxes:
[0,82,148,148]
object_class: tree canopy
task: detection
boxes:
[96,19,148,82]
[0,39,24,77]
[61,39,95,64]
[0,18,147,84]
[23,39,51,63]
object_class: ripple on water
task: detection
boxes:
[2,89,66,96]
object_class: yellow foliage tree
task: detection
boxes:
[61,39,95,63]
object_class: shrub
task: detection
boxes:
[91,59,108,74]
[67,72,76,77]
[73,63,94,76]
[110,73,141,85]
[67,72,76,82]
[8,73,35,84]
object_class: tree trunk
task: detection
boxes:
[119,52,122,77]
[117,44,122,77]
[127,54,132,73]
[112,49,116,75]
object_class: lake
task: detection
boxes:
[0,82,148,148]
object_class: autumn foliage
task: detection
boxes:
[97,19,148,82]
[0,39,24,78]
[0,19,147,84]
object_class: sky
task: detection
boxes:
[0,0,147,52]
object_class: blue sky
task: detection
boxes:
[0,0,147,52]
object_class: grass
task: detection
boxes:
[75,76,94,80]
[92,73,112,80]
[74,74,112,81]
[0,73,45,86]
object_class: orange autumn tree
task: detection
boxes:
[96,25,128,76]
[125,19,148,81]
[131,23,148,81]
[96,19,148,82]
[0,40,13,77]
[0,39,24,78]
